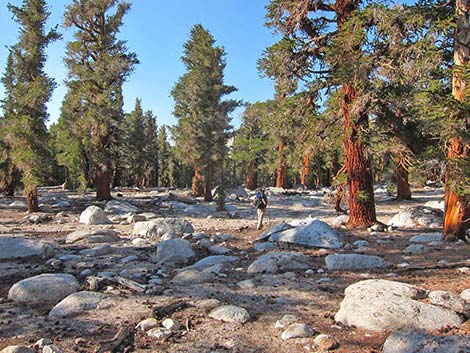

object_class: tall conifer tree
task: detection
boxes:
[1,0,60,211]
[63,0,138,200]
[263,0,381,227]
[171,24,239,202]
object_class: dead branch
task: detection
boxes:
[95,325,133,353]
[395,260,470,273]
[153,300,189,319]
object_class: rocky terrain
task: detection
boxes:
[1,185,470,353]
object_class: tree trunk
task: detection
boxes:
[246,159,258,190]
[444,0,470,241]
[204,164,213,202]
[276,140,287,188]
[26,185,39,213]
[328,150,340,186]
[314,154,324,189]
[342,83,377,228]
[444,138,470,240]
[192,166,204,196]
[95,163,112,201]
[300,151,311,188]
[3,161,20,196]
[396,153,412,200]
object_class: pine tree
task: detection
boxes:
[171,24,239,202]
[52,89,94,189]
[121,98,146,186]
[157,125,171,187]
[1,0,60,211]
[0,53,22,196]
[63,0,138,200]
[263,1,416,227]
[142,110,158,187]
[233,102,273,190]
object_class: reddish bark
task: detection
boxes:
[300,151,310,188]
[26,186,39,213]
[444,138,470,240]
[276,140,288,188]
[342,83,377,228]
[95,164,112,201]
[396,157,412,201]
[192,166,205,197]
[444,0,470,241]
[246,159,258,190]
[335,0,376,228]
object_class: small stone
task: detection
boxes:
[429,290,470,315]
[148,278,163,285]
[461,289,470,301]
[191,233,206,240]
[147,327,172,339]
[136,318,158,331]
[80,269,93,277]
[237,279,255,289]
[118,255,139,264]
[34,338,51,349]
[74,338,86,346]
[79,244,113,256]
[131,238,148,246]
[403,244,431,255]
[161,318,180,331]
[314,334,340,351]
[0,347,34,353]
[42,346,65,353]
[275,314,300,329]
[396,263,410,268]
[171,270,216,285]
[352,240,369,248]
[208,245,231,255]
[197,239,213,249]
[280,323,316,340]
[208,305,250,323]
[458,267,470,274]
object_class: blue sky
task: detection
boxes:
[0,0,278,128]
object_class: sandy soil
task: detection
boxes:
[1,187,469,353]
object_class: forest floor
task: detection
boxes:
[1,186,469,353]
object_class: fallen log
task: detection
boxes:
[396,260,470,273]
[153,299,189,319]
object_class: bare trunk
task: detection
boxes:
[276,140,287,188]
[26,185,39,213]
[246,160,258,190]
[336,0,376,228]
[314,154,324,189]
[444,0,470,240]
[204,164,213,202]
[396,156,412,201]
[192,166,204,196]
[300,151,311,188]
[444,138,470,240]
[3,161,20,196]
[328,150,340,186]
[95,163,112,201]
[342,83,377,228]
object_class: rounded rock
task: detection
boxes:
[208,305,250,324]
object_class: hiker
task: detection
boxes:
[254,188,268,230]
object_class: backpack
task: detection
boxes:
[254,192,265,209]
